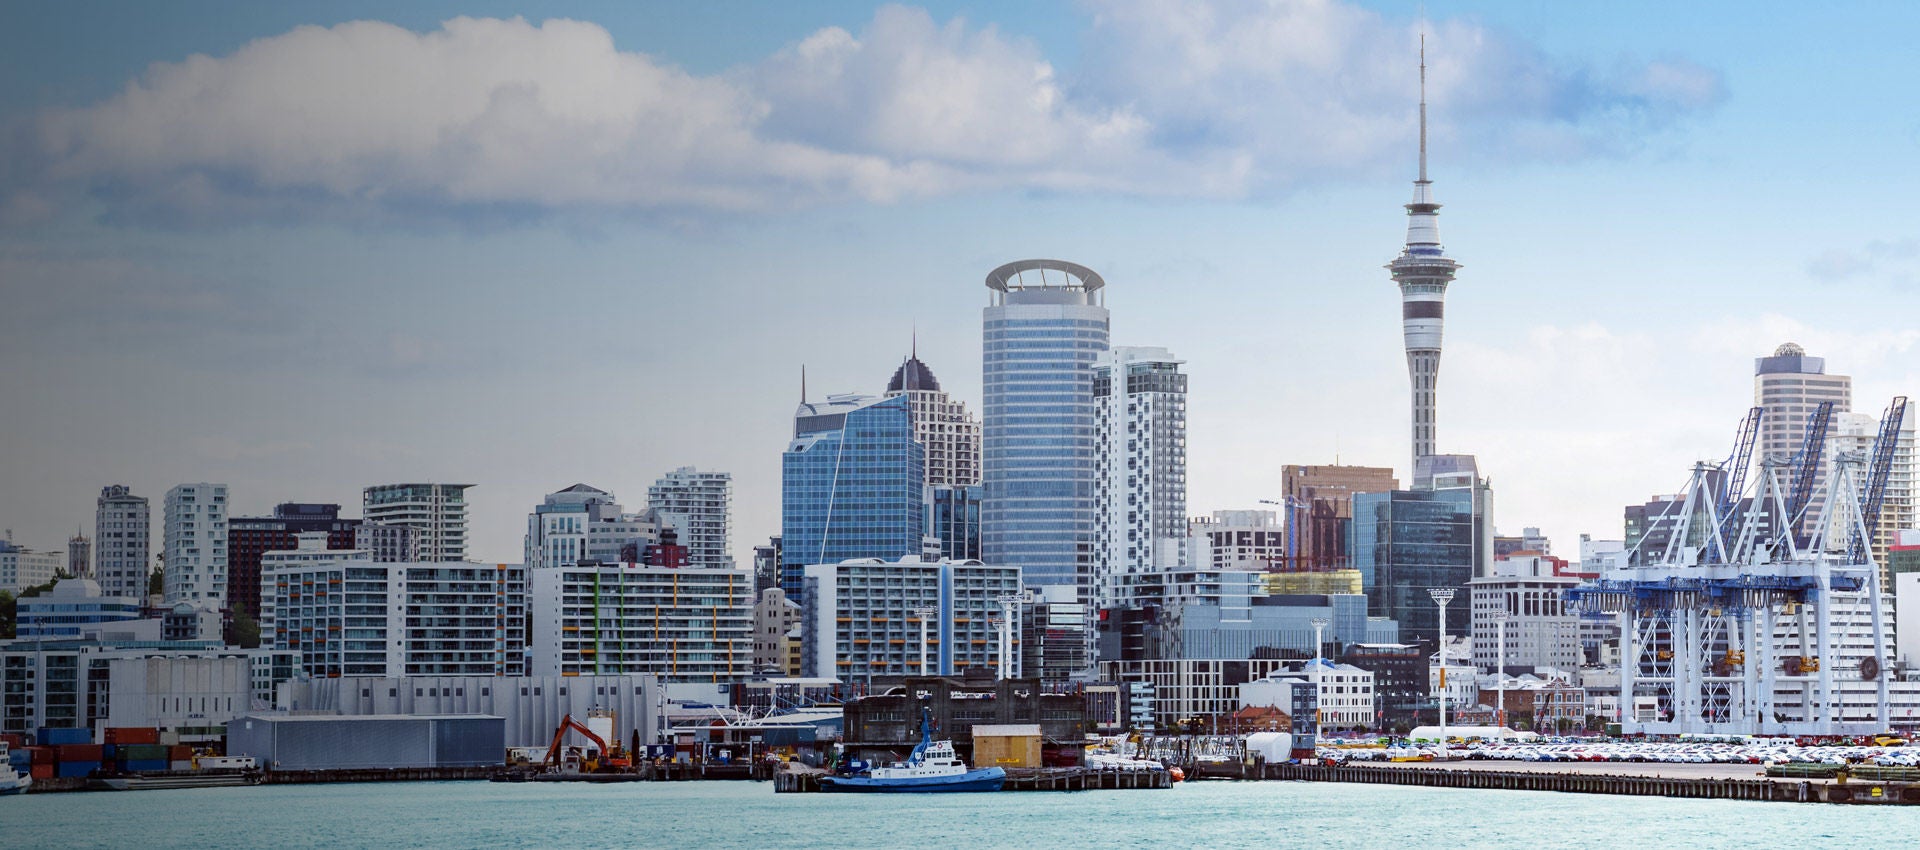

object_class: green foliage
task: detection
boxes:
[230,602,261,649]
[0,589,14,640]
[148,567,163,597]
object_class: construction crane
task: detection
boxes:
[1850,396,1909,564]
[1783,401,1836,548]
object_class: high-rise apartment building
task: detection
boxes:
[528,562,752,682]
[800,556,1022,679]
[1187,510,1285,571]
[163,483,228,606]
[363,483,473,562]
[1092,347,1188,606]
[981,259,1110,600]
[226,503,360,618]
[94,485,151,599]
[262,559,525,678]
[647,467,732,570]
[1388,48,1462,473]
[884,346,981,487]
[523,484,660,570]
[353,522,420,563]
[781,394,925,598]
[0,538,63,593]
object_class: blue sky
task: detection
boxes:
[2,1,1916,564]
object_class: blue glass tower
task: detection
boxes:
[781,393,926,600]
[981,260,1110,600]
[1351,488,1476,649]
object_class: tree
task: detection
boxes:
[0,590,14,640]
[147,566,164,597]
[229,602,261,649]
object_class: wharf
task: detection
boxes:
[774,766,1171,793]
[1259,761,1920,805]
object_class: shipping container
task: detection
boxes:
[122,759,169,772]
[25,746,55,764]
[37,727,91,746]
[170,760,194,771]
[0,732,23,748]
[7,749,28,769]
[54,744,105,762]
[120,744,168,761]
[169,744,194,761]
[159,729,181,746]
[105,727,161,746]
[56,760,100,778]
[29,763,54,779]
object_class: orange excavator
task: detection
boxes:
[543,713,633,774]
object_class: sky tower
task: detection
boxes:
[1387,37,1461,474]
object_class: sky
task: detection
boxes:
[2,1,1917,566]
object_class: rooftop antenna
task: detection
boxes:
[911,323,917,360]
[800,364,808,405]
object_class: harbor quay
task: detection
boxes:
[1250,759,1919,806]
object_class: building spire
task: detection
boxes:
[801,364,808,405]
[1418,33,1428,184]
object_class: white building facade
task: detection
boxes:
[163,483,228,606]
[801,556,1022,679]
[363,483,473,562]
[524,484,660,570]
[1469,573,1583,674]
[0,539,63,593]
[261,560,526,678]
[647,467,733,570]
[1093,346,1188,607]
[529,563,752,683]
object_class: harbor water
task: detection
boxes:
[5,779,1917,849]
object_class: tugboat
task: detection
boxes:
[818,710,1005,793]
[0,741,31,796]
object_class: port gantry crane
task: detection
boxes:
[1849,396,1909,567]
[1568,403,1894,737]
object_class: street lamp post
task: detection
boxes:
[1429,588,1455,757]
[1310,617,1330,738]
[1496,617,1507,730]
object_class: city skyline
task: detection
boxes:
[3,2,1919,565]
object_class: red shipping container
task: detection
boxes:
[54,744,104,762]
[25,746,55,764]
[105,727,160,745]
[0,732,23,748]
[169,744,193,761]
[29,763,54,779]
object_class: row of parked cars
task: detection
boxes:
[1316,737,1918,766]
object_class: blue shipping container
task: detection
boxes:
[121,759,168,772]
[56,760,100,778]
[38,728,90,746]
[7,750,28,769]
[101,744,117,760]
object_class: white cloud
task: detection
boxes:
[12,3,1726,222]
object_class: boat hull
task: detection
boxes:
[0,776,29,796]
[817,767,1005,793]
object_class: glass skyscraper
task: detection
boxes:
[781,393,925,600]
[1351,488,1477,649]
[981,260,1110,599]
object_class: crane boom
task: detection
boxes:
[1785,401,1835,546]
[1709,407,1764,563]
[1851,396,1909,563]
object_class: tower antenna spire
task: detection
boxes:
[1418,33,1428,184]
[801,364,808,405]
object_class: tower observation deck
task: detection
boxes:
[1387,39,1461,473]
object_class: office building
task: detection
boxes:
[94,485,151,600]
[781,394,924,598]
[16,579,144,639]
[753,587,802,675]
[0,538,62,593]
[928,485,983,562]
[1283,464,1400,570]
[226,503,360,619]
[353,522,420,563]
[648,467,732,570]
[261,560,525,678]
[1387,50,1462,471]
[1093,346,1188,608]
[163,483,228,606]
[883,345,981,487]
[529,562,752,683]
[1188,510,1285,571]
[363,483,473,562]
[982,259,1110,600]
[800,556,1022,679]
[523,484,661,570]
[1352,488,1477,649]
[1469,570,1582,674]
[1754,343,1851,539]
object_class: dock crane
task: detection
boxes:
[1707,407,1764,563]
[1849,396,1909,564]
[1782,401,1836,549]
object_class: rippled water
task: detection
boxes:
[4,778,1914,849]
